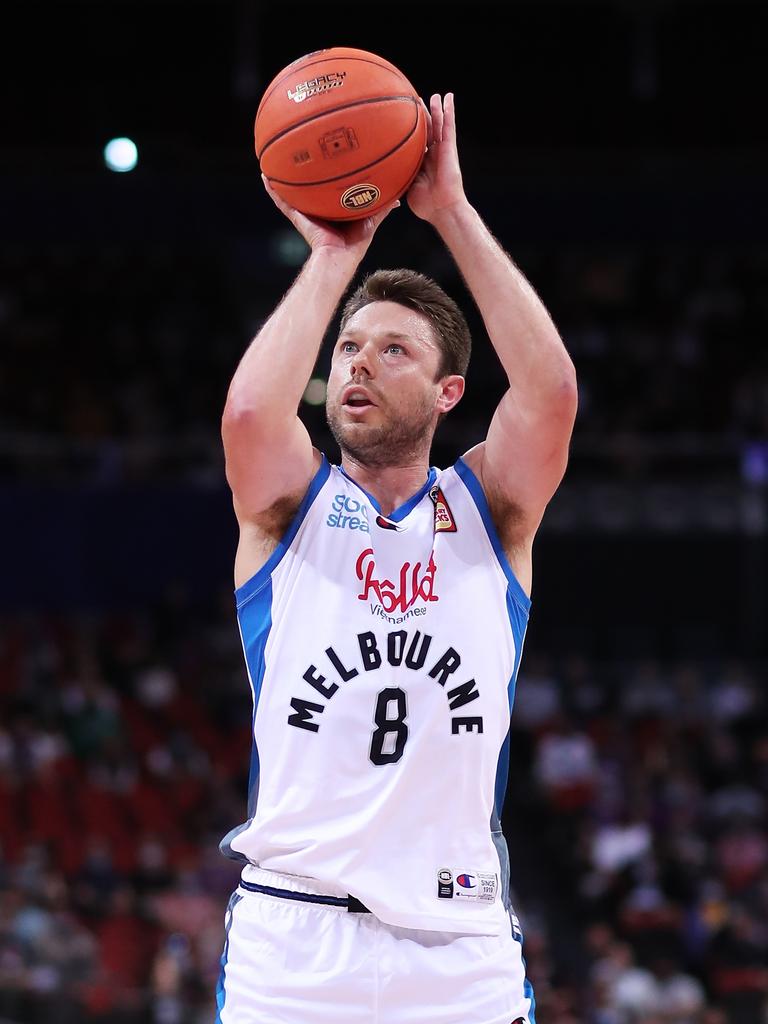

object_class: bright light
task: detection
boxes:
[104,137,138,173]
[273,230,309,266]
[303,378,327,406]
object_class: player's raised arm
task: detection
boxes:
[221,181,400,522]
[407,94,578,545]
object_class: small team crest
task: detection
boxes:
[429,485,457,533]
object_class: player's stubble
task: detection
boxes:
[326,390,437,468]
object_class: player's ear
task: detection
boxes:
[436,375,464,415]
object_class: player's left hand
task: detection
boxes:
[406,93,467,223]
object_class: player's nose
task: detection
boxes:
[350,342,375,378]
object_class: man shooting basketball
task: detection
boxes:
[216,93,577,1024]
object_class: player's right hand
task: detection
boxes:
[261,175,400,258]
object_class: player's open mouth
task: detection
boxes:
[342,387,376,409]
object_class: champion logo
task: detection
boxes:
[456,873,477,889]
[355,548,439,613]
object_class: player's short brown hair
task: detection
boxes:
[339,269,471,379]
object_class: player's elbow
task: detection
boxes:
[557,374,579,430]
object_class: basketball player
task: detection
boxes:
[216,93,577,1023]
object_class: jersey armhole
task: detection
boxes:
[234,454,331,609]
[454,457,532,616]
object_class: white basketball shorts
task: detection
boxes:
[215,865,536,1024]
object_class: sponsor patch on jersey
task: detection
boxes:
[439,869,498,903]
[356,548,439,613]
[429,484,457,533]
[326,493,370,533]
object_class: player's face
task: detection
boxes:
[326,301,444,467]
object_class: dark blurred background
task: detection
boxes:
[1,1,767,1022]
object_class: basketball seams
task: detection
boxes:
[256,54,415,118]
[257,95,419,160]
[265,106,423,188]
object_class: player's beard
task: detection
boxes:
[326,392,436,468]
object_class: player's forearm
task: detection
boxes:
[433,201,576,397]
[223,248,360,421]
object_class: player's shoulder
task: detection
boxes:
[455,443,482,478]
[454,442,530,543]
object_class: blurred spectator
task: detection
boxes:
[534,713,598,812]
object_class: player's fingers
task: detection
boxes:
[262,174,302,223]
[443,93,456,139]
[430,93,444,144]
[422,98,433,148]
[261,174,284,207]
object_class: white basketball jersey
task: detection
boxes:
[220,454,531,936]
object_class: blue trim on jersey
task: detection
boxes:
[454,457,530,712]
[219,580,273,861]
[491,825,512,912]
[338,464,437,522]
[525,976,537,1024]
[239,587,273,818]
[215,890,242,1024]
[506,590,529,712]
[453,458,532,614]
[508,907,537,1023]
[234,454,331,609]
[494,730,511,821]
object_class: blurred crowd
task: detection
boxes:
[508,652,768,1024]
[2,237,767,482]
[0,591,766,1023]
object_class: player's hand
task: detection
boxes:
[406,93,467,223]
[261,176,400,258]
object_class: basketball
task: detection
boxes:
[254,47,428,221]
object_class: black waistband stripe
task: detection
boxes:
[240,878,371,913]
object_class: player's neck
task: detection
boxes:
[340,455,431,518]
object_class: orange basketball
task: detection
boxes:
[254,47,428,221]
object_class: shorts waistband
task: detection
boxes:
[239,864,371,913]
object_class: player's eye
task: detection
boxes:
[385,344,404,355]
[339,341,357,353]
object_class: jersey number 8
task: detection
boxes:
[369,687,408,766]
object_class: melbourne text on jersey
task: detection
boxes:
[287,629,484,752]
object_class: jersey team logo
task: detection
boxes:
[355,548,439,612]
[375,514,401,532]
[429,484,457,533]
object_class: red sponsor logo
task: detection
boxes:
[355,548,439,612]
[430,485,457,533]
